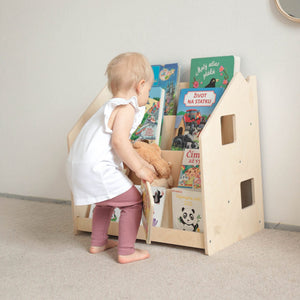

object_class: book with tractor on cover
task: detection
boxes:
[171,87,224,150]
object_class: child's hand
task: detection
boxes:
[145,162,156,174]
[136,166,156,183]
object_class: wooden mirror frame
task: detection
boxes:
[274,0,300,23]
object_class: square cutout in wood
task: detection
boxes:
[241,178,254,209]
[221,114,235,145]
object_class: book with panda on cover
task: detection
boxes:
[172,188,203,232]
[189,55,240,89]
[130,87,165,145]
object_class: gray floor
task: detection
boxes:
[1,197,300,299]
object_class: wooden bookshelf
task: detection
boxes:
[67,73,264,255]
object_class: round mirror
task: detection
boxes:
[274,0,300,22]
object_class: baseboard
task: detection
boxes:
[0,192,71,205]
[264,222,300,232]
[1,192,300,232]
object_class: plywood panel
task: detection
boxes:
[77,217,204,249]
[69,74,264,255]
[199,73,264,255]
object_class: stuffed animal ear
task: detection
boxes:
[133,140,150,150]
[133,141,142,149]
[149,143,161,154]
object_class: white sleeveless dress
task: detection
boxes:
[66,96,145,206]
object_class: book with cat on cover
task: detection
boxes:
[141,180,154,244]
[136,185,166,228]
[189,55,240,89]
[171,87,224,150]
[150,186,166,227]
[172,188,203,232]
[178,149,201,190]
[130,87,165,145]
[151,63,180,115]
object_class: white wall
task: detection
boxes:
[1,0,299,226]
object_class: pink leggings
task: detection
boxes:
[91,186,142,255]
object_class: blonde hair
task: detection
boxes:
[105,52,153,95]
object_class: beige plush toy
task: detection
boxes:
[132,140,173,188]
[151,171,173,188]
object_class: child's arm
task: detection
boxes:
[136,154,156,174]
[111,104,156,183]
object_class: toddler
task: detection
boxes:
[67,52,156,263]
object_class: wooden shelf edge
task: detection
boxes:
[76,217,204,249]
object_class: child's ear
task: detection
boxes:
[136,79,145,95]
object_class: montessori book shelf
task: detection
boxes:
[67,73,264,256]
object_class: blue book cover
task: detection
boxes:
[151,63,180,115]
[172,87,224,150]
[152,65,161,87]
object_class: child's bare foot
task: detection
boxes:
[89,240,118,254]
[118,249,150,264]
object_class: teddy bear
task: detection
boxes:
[129,140,173,188]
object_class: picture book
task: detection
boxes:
[131,87,165,145]
[89,204,95,218]
[171,87,224,150]
[136,185,166,229]
[141,180,154,244]
[151,186,166,227]
[151,63,180,115]
[189,55,240,89]
[172,188,203,232]
[178,149,201,190]
[89,204,121,222]
[89,184,165,237]
[110,208,121,222]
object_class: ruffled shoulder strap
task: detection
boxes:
[103,96,145,134]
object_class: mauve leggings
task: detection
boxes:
[91,186,142,255]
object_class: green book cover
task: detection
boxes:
[189,55,240,89]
